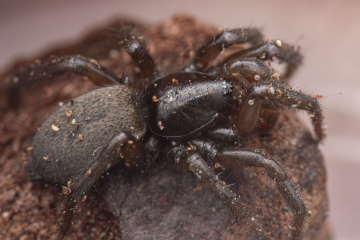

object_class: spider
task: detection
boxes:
[13,25,324,240]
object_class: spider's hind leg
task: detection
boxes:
[5,55,125,109]
[14,55,124,88]
[57,131,147,239]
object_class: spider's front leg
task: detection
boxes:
[169,147,270,240]
[224,60,324,141]
[212,148,306,240]
[235,81,324,141]
[190,138,306,240]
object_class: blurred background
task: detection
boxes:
[0,0,359,239]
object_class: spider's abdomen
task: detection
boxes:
[29,85,146,185]
[146,72,234,139]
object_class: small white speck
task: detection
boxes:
[12,76,19,83]
[248,99,254,105]
[168,96,175,102]
[267,87,275,94]
[51,124,59,131]
[275,39,282,47]
[2,211,10,219]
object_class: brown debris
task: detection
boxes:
[152,95,159,102]
[65,109,73,118]
[51,124,59,131]
[172,78,178,84]
[61,186,71,195]
[158,121,164,130]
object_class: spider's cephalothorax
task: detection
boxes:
[14,26,324,239]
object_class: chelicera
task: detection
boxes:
[14,25,324,239]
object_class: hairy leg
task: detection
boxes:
[190,138,306,240]
[117,24,158,81]
[57,131,146,239]
[169,147,270,240]
[13,55,123,88]
[220,40,302,80]
[212,148,306,240]
[224,59,324,140]
[184,28,263,72]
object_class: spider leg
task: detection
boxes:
[190,138,306,240]
[57,131,146,239]
[206,124,241,143]
[230,82,281,137]
[219,41,302,80]
[117,25,158,80]
[184,28,263,71]
[13,55,123,88]
[5,54,128,110]
[222,57,274,82]
[169,147,270,240]
[257,82,323,141]
[225,61,324,140]
[213,148,306,240]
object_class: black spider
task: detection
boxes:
[13,26,324,239]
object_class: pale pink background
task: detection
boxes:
[1,1,359,239]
